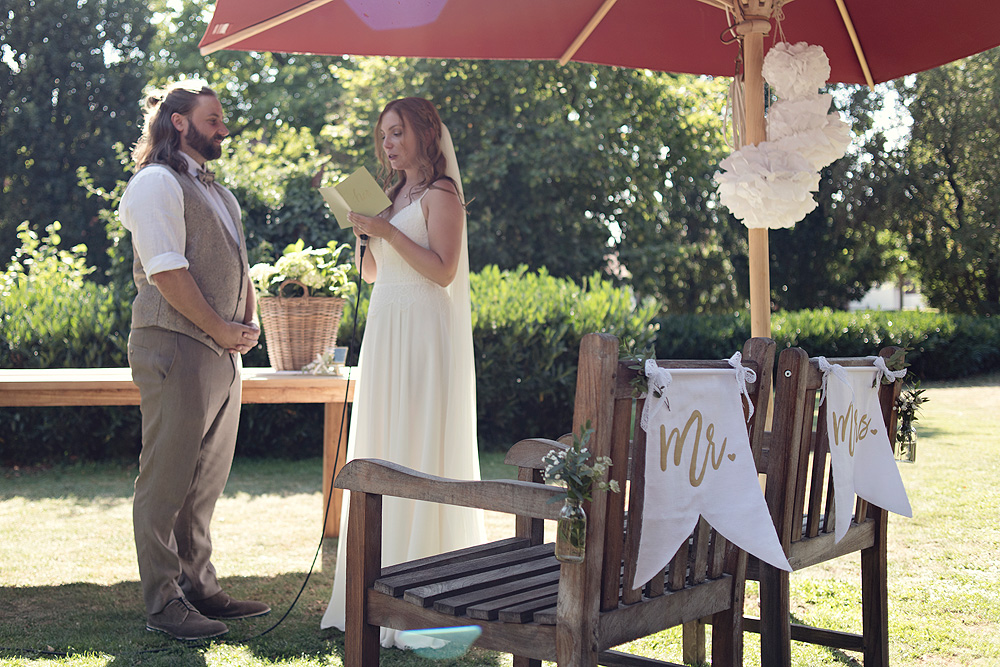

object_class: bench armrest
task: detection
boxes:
[335,458,564,521]
[503,437,569,470]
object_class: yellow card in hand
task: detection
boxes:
[319,167,392,229]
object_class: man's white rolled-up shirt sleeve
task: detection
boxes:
[119,166,189,281]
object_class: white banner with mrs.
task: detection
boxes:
[818,357,912,543]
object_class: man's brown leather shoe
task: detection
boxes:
[190,591,271,620]
[146,597,229,641]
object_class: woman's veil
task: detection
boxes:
[440,122,480,482]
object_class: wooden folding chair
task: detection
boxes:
[334,332,776,666]
[749,346,905,666]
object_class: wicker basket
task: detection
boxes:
[257,280,345,371]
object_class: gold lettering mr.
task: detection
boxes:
[659,410,728,487]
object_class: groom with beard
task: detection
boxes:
[119,80,268,641]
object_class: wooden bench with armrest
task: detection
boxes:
[335,332,777,666]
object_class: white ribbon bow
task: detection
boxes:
[817,356,853,406]
[873,356,907,387]
[640,359,673,431]
[728,351,758,421]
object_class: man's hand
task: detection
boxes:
[153,269,260,354]
[224,321,260,355]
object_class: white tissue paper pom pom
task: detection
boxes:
[822,112,853,153]
[714,143,820,229]
[768,97,853,169]
[767,95,835,139]
[768,132,839,171]
[713,42,849,229]
[767,129,846,171]
[762,41,831,99]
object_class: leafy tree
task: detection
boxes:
[76,142,136,295]
[767,85,900,310]
[0,0,154,270]
[143,0,348,140]
[218,124,351,256]
[5,0,911,315]
[895,48,1000,314]
[135,0,356,264]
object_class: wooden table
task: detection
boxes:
[0,367,355,538]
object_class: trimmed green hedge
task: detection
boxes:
[1,223,131,369]
[471,266,659,447]
[1,264,656,464]
[3,228,997,464]
[654,309,1000,380]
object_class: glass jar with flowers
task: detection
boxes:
[894,381,927,463]
[542,422,620,563]
[249,240,357,371]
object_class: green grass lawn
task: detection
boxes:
[1,376,998,666]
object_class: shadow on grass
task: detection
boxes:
[0,572,507,667]
[2,453,516,504]
[904,423,943,440]
[787,612,863,667]
[923,372,1000,389]
[1,462,137,502]
[0,574,343,667]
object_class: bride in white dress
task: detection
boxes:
[320,98,486,646]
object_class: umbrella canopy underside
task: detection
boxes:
[199,0,1000,86]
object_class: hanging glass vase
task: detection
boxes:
[895,424,917,463]
[555,498,587,563]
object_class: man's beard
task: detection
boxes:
[186,124,223,161]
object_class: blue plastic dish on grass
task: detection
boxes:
[396,625,483,660]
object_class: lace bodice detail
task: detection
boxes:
[368,195,449,315]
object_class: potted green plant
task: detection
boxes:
[542,422,620,563]
[894,381,928,463]
[249,240,356,371]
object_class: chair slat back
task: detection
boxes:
[502,335,775,625]
[767,347,903,549]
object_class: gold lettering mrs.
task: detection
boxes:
[659,410,728,487]
[830,401,873,457]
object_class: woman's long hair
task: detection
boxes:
[131,80,216,174]
[374,98,459,204]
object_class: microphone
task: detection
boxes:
[359,234,369,247]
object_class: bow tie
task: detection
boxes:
[196,166,215,186]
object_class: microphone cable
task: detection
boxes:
[238,234,369,640]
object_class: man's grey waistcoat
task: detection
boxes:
[130,166,249,356]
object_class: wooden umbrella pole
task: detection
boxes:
[741,6,772,338]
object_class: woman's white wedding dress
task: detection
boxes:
[319,190,486,648]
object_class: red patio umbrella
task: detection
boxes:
[198,0,1000,335]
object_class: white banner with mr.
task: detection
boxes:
[633,359,790,590]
